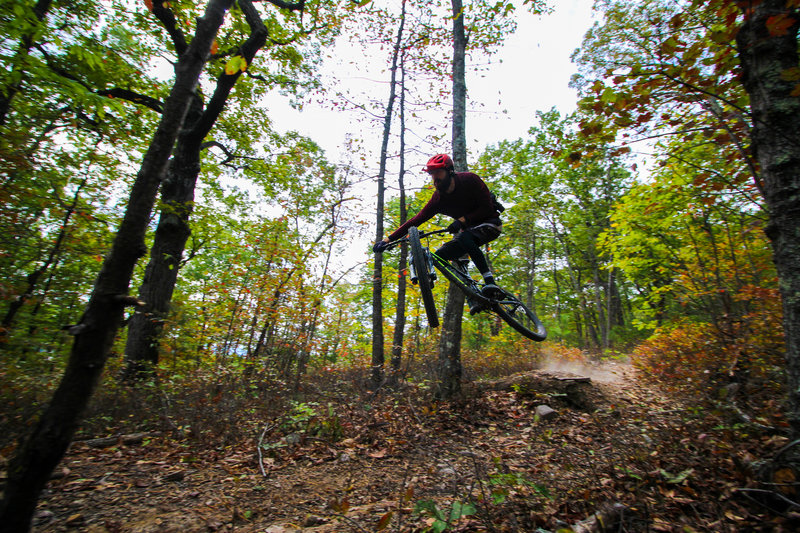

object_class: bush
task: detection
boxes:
[632,286,785,423]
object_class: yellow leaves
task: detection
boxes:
[781,68,800,97]
[225,55,247,75]
[772,467,797,496]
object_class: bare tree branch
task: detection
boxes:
[152,0,188,57]
[97,88,164,113]
[259,0,306,11]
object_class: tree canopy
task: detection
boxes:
[2,0,799,528]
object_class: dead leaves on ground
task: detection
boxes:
[32,371,800,532]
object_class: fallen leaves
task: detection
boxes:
[30,367,800,531]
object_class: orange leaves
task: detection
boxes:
[766,13,796,36]
[144,0,153,12]
[376,511,393,530]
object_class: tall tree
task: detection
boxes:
[0,1,235,528]
[371,0,407,388]
[390,43,410,377]
[571,0,800,434]
[0,0,165,352]
[424,0,542,396]
[436,0,468,398]
[0,0,54,125]
[734,0,800,435]
[123,0,329,378]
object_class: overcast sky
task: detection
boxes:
[258,0,598,272]
[264,0,597,166]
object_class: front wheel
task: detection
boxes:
[491,288,547,341]
[408,227,439,328]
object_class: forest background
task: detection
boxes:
[0,0,798,530]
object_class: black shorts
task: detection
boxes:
[467,219,502,246]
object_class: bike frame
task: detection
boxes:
[396,228,489,304]
[385,226,547,341]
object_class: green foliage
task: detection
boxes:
[474,109,636,350]
[413,499,477,533]
[571,0,751,192]
[487,468,551,504]
[281,401,344,441]
[599,137,774,332]
[0,0,790,447]
[562,0,787,402]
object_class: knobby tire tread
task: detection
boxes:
[409,227,439,328]
[492,288,547,341]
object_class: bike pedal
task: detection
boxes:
[468,301,486,315]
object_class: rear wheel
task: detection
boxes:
[491,288,547,341]
[408,227,439,328]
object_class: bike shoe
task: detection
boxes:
[481,283,502,300]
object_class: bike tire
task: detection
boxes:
[492,288,547,341]
[409,227,439,328]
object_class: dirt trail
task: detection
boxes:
[28,363,793,532]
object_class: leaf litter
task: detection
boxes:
[27,364,800,532]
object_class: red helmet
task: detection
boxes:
[424,154,454,173]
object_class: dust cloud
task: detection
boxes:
[537,357,631,384]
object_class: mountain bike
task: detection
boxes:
[385,226,547,341]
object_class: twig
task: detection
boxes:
[293,502,370,533]
[257,422,277,477]
[468,453,497,533]
[405,395,422,426]
[395,465,411,533]
[77,432,162,448]
[775,438,800,461]
[735,487,799,516]
[726,400,776,432]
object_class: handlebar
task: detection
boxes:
[384,228,450,251]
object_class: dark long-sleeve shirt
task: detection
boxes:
[388,172,499,241]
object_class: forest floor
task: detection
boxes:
[22,361,800,533]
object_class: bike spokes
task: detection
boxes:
[491,289,547,341]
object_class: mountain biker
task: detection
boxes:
[373,153,502,314]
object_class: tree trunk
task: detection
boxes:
[0,2,232,529]
[123,0,269,379]
[450,0,467,169]
[391,43,409,378]
[735,1,800,435]
[371,1,406,389]
[591,262,608,350]
[123,99,202,377]
[437,0,467,399]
